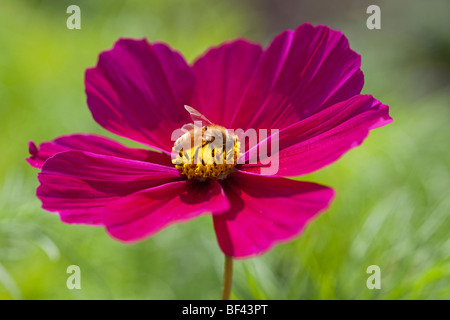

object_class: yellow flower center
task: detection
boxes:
[172,125,240,180]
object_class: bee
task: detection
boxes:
[173,106,239,166]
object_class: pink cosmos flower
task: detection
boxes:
[27,23,391,259]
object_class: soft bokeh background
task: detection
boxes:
[0,0,449,299]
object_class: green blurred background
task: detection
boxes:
[0,0,449,299]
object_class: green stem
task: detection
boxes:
[221,255,233,300]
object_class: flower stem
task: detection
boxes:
[221,255,233,300]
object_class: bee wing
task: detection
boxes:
[181,123,195,132]
[184,105,213,126]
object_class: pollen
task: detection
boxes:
[172,125,240,180]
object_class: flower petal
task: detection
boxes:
[27,134,173,169]
[37,150,182,225]
[104,180,230,242]
[213,172,334,258]
[192,39,263,127]
[239,95,392,177]
[228,23,364,131]
[85,39,195,152]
